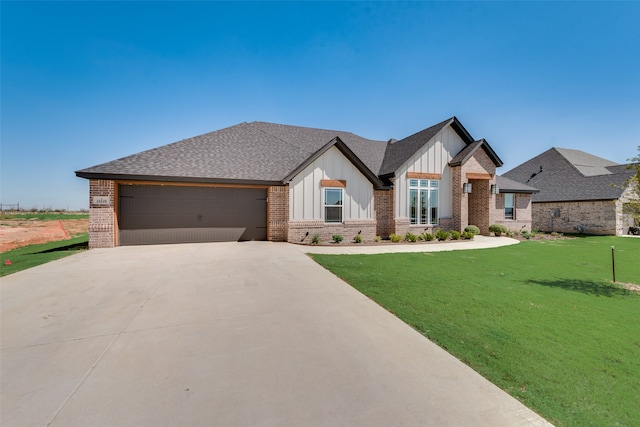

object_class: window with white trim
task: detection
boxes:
[324,188,343,223]
[409,179,439,225]
[504,193,515,220]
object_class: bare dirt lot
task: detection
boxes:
[0,219,89,252]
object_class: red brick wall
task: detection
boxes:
[89,179,116,248]
[267,185,289,241]
[374,189,393,238]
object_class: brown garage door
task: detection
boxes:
[118,185,267,245]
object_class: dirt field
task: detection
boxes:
[0,219,89,252]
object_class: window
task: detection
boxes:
[504,193,515,220]
[324,188,343,223]
[409,179,438,225]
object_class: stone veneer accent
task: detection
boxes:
[533,200,618,235]
[267,186,289,242]
[89,179,116,248]
[288,220,377,244]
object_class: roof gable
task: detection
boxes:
[282,137,384,188]
[449,138,503,168]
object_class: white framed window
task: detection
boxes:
[504,193,515,220]
[324,188,343,223]
[409,179,438,225]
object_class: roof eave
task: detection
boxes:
[75,171,282,186]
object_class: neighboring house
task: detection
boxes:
[76,117,535,248]
[503,147,637,235]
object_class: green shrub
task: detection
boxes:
[464,225,480,235]
[462,231,475,240]
[420,232,435,241]
[311,234,320,244]
[435,229,450,241]
[374,235,382,242]
[404,232,418,242]
[353,234,363,243]
[389,233,402,243]
[521,230,531,240]
[489,224,509,236]
[332,234,343,243]
[450,230,461,240]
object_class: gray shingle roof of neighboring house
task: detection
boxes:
[76,117,503,186]
[495,175,539,193]
[503,147,634,202]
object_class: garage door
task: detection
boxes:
[118,185,267,245]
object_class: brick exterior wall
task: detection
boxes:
[451,149,497,235]
[374,189,393,238]
[89,179,116,248]
[533,200,618,235]
[468,179,491,235]
[288,219,377,244]
[267,186,289,242]
[492,193,533,232]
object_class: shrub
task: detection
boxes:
[521,231,531,240]
[464,225,480,235]
[420,232,435,241]
[311,234,320,245]
[462,231,475,240]
[435,229,450,241]
[332,234,343,243]
[489,224,509,236]
[450,230,461,240]
[404,232,418,242]
[389,233,402,243]
[353,234,363,244]
[374,235,382,242]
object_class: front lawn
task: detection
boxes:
[0,234,88,277]
[312,236,640,427]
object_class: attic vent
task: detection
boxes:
[526,165,543,183]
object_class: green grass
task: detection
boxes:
[0,234,88,277]
[0,212,89,220]
[311,236,640,427]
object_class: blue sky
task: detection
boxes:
[2,1,639,210]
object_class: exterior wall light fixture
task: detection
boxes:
[490,184,499,194]
[462,183,473,193]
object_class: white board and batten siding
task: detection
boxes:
[289,146,374,221]
[395,126,467,219]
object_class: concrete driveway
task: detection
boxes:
[1,242,551,426]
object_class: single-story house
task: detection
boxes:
[503,147,637,235]
[76,117,537,248]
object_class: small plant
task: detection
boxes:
[462,231,475,240]
[420,232,435,241]
[404,232,418,242]
[389,233,402,243]
[374,235,382,242]
[332,234,343,243]
[489,224,509,236]
[353,234,363,243]
[521,231,531,240]
[464,225,480,236]
[435,229,450,241]
[311,234,320,244]
[450,230,461,240]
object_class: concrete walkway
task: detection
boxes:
[1,241,551,426]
